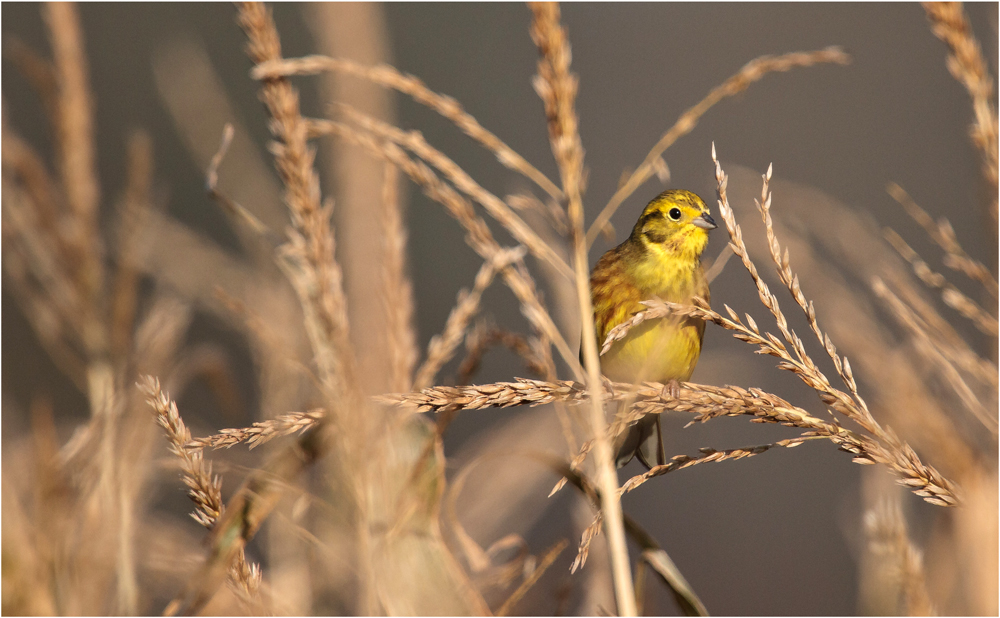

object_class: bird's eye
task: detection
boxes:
[668,207,682,221]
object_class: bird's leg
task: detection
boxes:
[661,378,681,401]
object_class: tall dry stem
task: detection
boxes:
[923,2,999,224]
[529,3,635,614]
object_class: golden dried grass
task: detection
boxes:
[2,2,994,616]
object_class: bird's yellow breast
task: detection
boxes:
[589,219,709,384]
[600,313,704,383]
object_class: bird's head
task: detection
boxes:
[630,189,717,259]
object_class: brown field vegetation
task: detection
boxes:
[3,2,996,615]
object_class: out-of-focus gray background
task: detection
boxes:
[4,3,996,615]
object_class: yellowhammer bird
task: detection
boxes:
[588,189,716,469]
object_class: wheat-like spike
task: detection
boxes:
[715,151,887,434]
[922,2,998,222]
[43,2,106,318]
[249,54,564,200]
[379,163,419,393]
[743,160,993,474]
[238,1,359,406]
[571,511,603,573]
[139,376,262,603]
[187,409,327,451]
[619,436,812,495]
[378,374,959,506]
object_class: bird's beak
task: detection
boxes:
[692,212,717,230]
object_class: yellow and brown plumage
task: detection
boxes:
[588,189,716,468]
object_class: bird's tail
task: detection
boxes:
[613,413,664,470]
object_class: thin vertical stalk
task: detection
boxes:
[529,3,636,614]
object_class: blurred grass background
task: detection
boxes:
[3,3,996,615]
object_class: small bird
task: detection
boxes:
[588,189,716,469]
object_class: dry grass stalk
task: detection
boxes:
[43,2,105,319]
[713,151,882,437]
[250,54,564,201]
[139,376,263,608]
[650,299,957,507]
[882,227,998,335]
[6,3,990,614]
[456,322,549,385]
[871,277,997,433]
[618,437,812,495]
[238,7,500,616]
[507,192,569,236]
[631,540,707,617]
[206,123,275,240]
[922,2,999,221]
[862,495,935,615]
[378,375,958,506]
[108,137,161,615]
[5,39,60,124]
[237,6,402,614]
[304,116,581,378]
[495,539,569,616]
[886,181,998,296]
[571,514,603,574]
[10,5,148,612]
[110,131,153,359]
[2,132,89,389]
[585,46,851,246]
[529,2,585,211]
[529,3,635,614]
[870,263,998,398]
[414,246,527,390]
[237,1,356,399]
[187,409,327,451]
[328,106,573,279]
[703,244,734,284]
[3,16,129,402]
[380,163,419,393]
[305,3,397,402]
[3,35,170,588]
